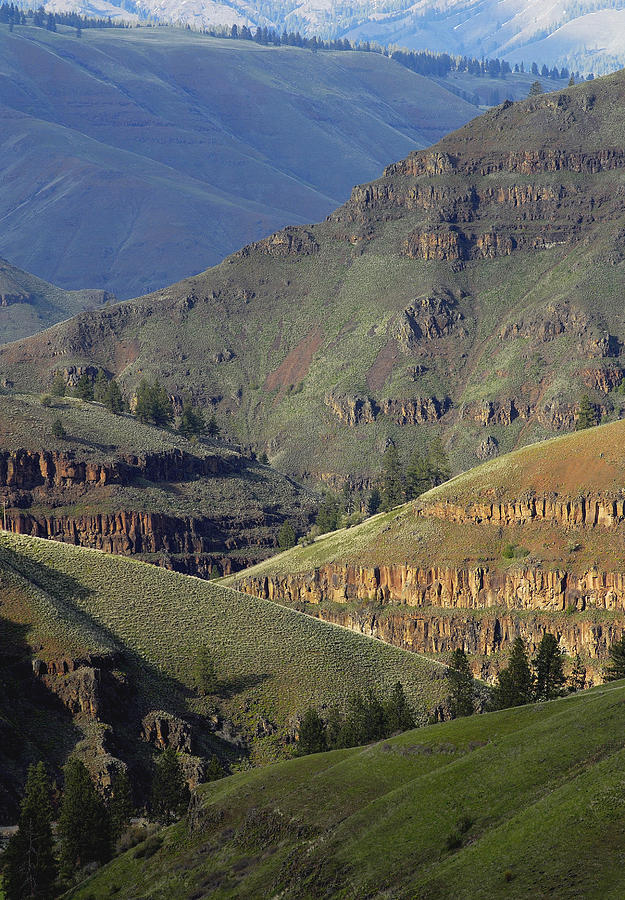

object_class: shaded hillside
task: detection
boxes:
[71,680,625,899]
[2,71,625,485]
[0,25,476,298]
[0,257,112,344]
[0,532,448,819]
[233,419,625,683]
[0,392,316,576]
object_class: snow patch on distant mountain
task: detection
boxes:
[39,0,625,71]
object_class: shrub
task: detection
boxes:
[41,394,52,407]
[502,543,515,559]
[133,834,163,859]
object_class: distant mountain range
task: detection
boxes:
[43,0,625,73]
[0,25,476,298]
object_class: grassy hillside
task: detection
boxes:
[228,420,625,684]
[0,25,476,298]
[232,418,625,578]
[0,258,111,344]
[4,70,625,485]
[0,532,448,736]
[70,680,625,899]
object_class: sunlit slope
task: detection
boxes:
[0,532,448,731]
[71,680,625,899]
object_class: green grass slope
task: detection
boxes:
[70,680,625,899]
[0,533,448,740]
[0,258,112,344]
[0,25,476,298]
[4,70,625,483]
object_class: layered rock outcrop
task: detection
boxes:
[325,394,451,426]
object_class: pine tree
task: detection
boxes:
[428,436,451,486]
[52,418,66,439]
[405,450,432,499]
[193,645,218,695]
[493,637,533,708]
[277,521,296,550]
[568,74,575,86]
[533,633,566,701]
[604,635,625,681]
[366,487,381,516]
[73,374,94,401]
[448,649,474,717]
[575,394,598,430]
[150,748,189,824]
[178,401,205,439]
[3,762,57,900]
[315,495,341,533]
[298,708,327,755]
[204,755,225,782]
[93,369,108,402]
[381,445,404,510]
[50,373,66,397]
[568,653,587,693]
[104,380,124,414]
[384,681,415,734]
[206,414,220,437]
[108,769,134,843]
[58,758,111,877]
[529,80,543,95]
[135,379,173,427]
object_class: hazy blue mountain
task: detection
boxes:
[0,25,476,298]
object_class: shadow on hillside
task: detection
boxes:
[0,547,243,770]
[218,672,270,699]
[0,613,82,823]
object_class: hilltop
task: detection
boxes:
[3,71,625,486]
[232,419,625,683]
[0,258,112,344]
[70,679,625,899]
[0,25,476,298]
[0,531,447,821]
[0,391,317,576]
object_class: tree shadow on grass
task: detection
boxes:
[217,672,271,700]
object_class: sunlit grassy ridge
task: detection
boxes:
[0,533,448,732]
[71,680,625,899]
[227,419,625,580]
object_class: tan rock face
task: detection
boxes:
[235,557,625,682]
[419,493,625,529]
[325,394,450,427]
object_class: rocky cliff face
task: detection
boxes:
[236,562,624,682]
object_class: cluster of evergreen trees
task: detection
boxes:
[1,4,129,30]
[298,682,415,755]
[492,634,584,708]
[375,437,451,513]
[47,372,219,441]
[1,748,221,897]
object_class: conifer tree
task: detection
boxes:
[104,380,124,414]
[150,748,189,824]
[575,394,598,430]
[533,633,566,701]
[298,708,327,755]
[135,379,173,427]
[178,401,205,439]
[405,450,432,499]
[93,369,108,402]
[448,649,474,717]
[277,520,296,550]
[108,769,134,843]
[73,374,94,401]
[204,755,225,782]
[193,645,218,695]
[493,637,533,708]
[50,372,66,397]
[381,445,404,510]
[568,653,587,693]
[428,436,451,486]
[3,762,57,900]
[58,758,111,877]
[206,414,220,437]
[384,681,415,733]
[603,634,625,681]
[366,487,381,516]
[51,418,66,439]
